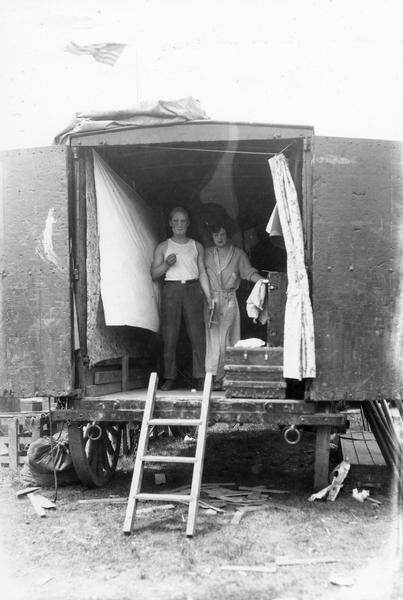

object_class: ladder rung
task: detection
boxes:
[148,419,201,426]
[142,455,197,464]
[135,493,191,502]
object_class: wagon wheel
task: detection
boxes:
[122,422,140,456]
[68,421,123,487]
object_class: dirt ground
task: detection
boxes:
[1,424,402,600]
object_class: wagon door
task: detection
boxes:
[0,147,72,397]
[311,137,403,401]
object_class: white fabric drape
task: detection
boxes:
[93,151,160,332]
[268,154,316,380]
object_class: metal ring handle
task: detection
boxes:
[283,425,301,445]
[86,422,102,441]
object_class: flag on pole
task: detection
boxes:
[64,41,127,66]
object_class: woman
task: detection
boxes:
[204,221,264,390]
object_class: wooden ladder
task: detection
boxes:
[123,371,212,537]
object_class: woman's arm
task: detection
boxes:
[196,242,212,306]
[238,249,262,283]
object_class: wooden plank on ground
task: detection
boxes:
[219,565,277,574]
[16,487,40,497]
[27,492,46,517]
[275,556,342,566]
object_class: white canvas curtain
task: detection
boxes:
[93,151,160,332]
[268,154,316,380]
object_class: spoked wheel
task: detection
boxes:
[122,422,139,456]
[68,421,123,487]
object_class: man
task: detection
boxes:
[151,207,212,390]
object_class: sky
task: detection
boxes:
[0,0,402,150]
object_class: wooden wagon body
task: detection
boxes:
[0,120,401,489]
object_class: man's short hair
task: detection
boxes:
[169,206,189,221]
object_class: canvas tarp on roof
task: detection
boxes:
[54,96,209,144]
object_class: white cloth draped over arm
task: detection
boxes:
[268,153,316,380]
[93,150,160,332]
[246,280,269,324]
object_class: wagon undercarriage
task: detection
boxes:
[51,388,346,490]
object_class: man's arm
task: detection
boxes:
[151,241,175,280]
[196,242,212,306]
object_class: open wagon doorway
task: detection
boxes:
[71,122,313,399]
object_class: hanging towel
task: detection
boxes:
[246,280,269,324]
[268,154,316,380]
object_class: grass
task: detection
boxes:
[1,426,403,600]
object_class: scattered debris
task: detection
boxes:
[352,488,370,503]
[308,487,329,502]
[78,497,128,504]
[154,473,167,485]
[27,492,46,518]
[33,494,56,509]
[231,510,245,525]
[198,500,226,513]
[238,485,289,494]
[327,460,351,501]
[20,490,57,518]
[366,496,382,506]
[219,565,277,574]
[202,508,218,515]
[308,460,350,502]
[275,556,342,566]
[137,504,175,514]
[159,482,297,517]
[329,572,355,586]
[38,575,55,585]
[16,486,41,497]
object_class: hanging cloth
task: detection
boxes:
[268,154,316,380]
[93,151,160,332]
[266,204,285,249]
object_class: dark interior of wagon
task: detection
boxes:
[90,136,304,390]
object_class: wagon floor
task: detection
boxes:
[84,387,227,402]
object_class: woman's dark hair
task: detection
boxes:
[205,219,234,236]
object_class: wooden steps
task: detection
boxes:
[223,346,285,399]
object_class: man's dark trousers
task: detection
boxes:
[161,280,206,380]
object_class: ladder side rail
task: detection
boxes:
[123,372,159,534]
[186,372,213,537]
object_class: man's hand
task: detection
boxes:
[165,253,177,267]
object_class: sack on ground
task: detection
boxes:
[28,430,73,474]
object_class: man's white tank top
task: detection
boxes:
[164,238,199,281]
